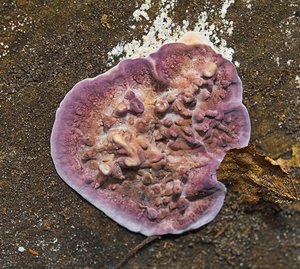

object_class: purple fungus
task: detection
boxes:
[129,97,144,115]
[50,32,251,236]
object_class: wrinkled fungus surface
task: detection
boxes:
[51,32,251,236]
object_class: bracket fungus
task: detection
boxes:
[51,32,251,236]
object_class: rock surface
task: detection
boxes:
[0,0,299,268]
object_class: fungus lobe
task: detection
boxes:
[50,32,251,236]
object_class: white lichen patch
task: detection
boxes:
[220,0,234,19]
[296,75,300,89]
[244,0,252,11]
[107,0,237,65]
[234,61,240,68]
[273,56,280,66]
[132,0,152,22]
[17,246,25,253]
[0,42,9,58]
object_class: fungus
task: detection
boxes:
[51,32,251,236]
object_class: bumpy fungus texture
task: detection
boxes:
[51,32,250,236]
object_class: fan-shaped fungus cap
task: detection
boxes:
[50,32,251,236]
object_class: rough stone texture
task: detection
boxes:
[0,0,299,268]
